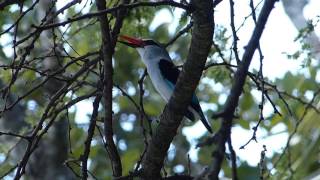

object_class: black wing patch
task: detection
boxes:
[158,59,180,85]
[159,59,212,132]
[158,59,194,121]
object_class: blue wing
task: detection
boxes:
[158,59,212,133]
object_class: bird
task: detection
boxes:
[118,35,212,133]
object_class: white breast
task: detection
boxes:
[137,45,174,102]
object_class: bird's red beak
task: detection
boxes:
[118,35,145,48]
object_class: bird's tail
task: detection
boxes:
[187,95,213,133]
[198,110,213,133]
[187,106,213,133]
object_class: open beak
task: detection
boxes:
[118,35,145,48]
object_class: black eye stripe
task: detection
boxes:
[144,40,160,46]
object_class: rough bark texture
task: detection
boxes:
[141,0,214,178]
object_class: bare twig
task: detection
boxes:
[81,94,102,180]
[229,0,241,64]
[165,22,193,47]
[135,69,153,172]
[0,0,39,36]
[0,164,19,179]
[208,0,279,178]
[0,131,30,141]
[238,0,267,149]
[269,88,320,178]
[0,0,24,10]
[13,58,99,179]
[33,1,191,31]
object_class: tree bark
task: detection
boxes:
[141,0,214,178]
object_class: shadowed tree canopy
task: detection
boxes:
[0,0,319,179]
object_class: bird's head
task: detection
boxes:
[118,35,169,62]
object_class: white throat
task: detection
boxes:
[137,46,171,67]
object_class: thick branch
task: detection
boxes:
[141,0,214,178]
[96,0,122,177]
[208,0,279,179]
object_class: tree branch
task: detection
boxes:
[141,0,214,178]
[227,137,238,180]
[81,94,102,180]
[208,0,279,179]
[33,1,191,31]
[0,0,25,10]
[96,0,122,177]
